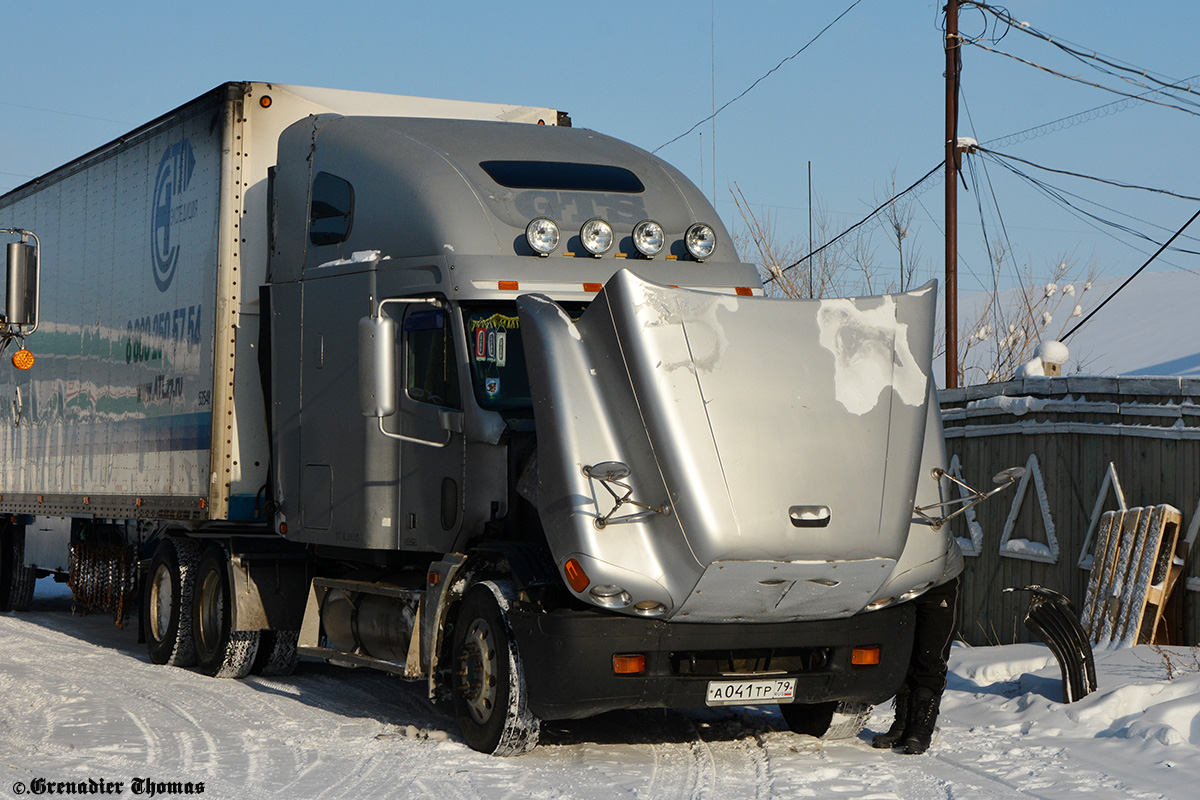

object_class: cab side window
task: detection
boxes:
[309,171,353,246]
[405,310,461,409]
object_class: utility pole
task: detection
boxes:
[944,0,961,388]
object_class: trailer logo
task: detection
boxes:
[152,139,198,292]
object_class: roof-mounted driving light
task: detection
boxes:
[580,218,614,257]
[685,223,716,261]
[632,220,665,258]
[525,217,560,256]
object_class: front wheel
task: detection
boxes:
[450,583,540,756]
[192,545,260,678]
[780,700,872,740]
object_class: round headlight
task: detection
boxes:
[525,217,560,256]
[685,223,716,261]
[580,218,614,257]
[632,220,665,258]
[589,584,631,608]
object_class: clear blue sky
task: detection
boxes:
[4,1,1199,297]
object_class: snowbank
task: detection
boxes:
[1,581,1198,799]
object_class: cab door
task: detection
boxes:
[397,302,466,552]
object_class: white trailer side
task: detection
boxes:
[0,82,562,526]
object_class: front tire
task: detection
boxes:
[780,700,872,740]
[192,545,260,678]
[450,583,540,756]
[143,537,203,665]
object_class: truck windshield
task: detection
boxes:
[462,303,584,412]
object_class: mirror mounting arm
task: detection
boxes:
[914,466,1025,530]
[582,462,671,529]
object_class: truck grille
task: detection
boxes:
[669,647,832,677]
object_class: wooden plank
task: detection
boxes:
[1140,508,1184,644]
[1097,507,1144,646]
[1081,509,1122,637]
[1116,506,1168,646]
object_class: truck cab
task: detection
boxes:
[265,113,957,753]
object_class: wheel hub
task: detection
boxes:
[457,618,498,724]
[197,569,224,652]
[149,564,173,642]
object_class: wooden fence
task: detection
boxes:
[939,375,1200,646]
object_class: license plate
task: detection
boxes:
[705,678,796,706]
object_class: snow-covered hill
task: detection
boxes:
[1,580,1196,799]
[946,269,1200,381]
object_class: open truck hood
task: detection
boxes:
[517,270,944,622]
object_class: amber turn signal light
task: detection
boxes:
[851,645,881,666]
[12,349,34,370]
[563,558,589,593]
[612,654,646,675]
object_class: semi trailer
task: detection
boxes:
[0,82,965,755]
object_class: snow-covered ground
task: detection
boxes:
[2,578,1197,799]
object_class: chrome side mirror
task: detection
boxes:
[358,315,396,418]
[993,466,1027,485]
[4,228,40,334]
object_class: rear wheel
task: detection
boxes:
[192,545,260,678]
[450,583,540,755]
[143,537,203,665]
[780,700,872,740]
[0,521,36,613]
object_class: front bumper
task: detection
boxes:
[508,602,914,720]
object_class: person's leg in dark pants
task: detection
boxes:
[872,575,961,753]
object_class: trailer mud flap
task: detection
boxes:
[1006,585,1097,703]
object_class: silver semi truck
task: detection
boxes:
[0,82,962,755]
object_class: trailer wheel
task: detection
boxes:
[0,521,36,613]
[252,630,300,676]
[450,583,540,756]
[779,700,872,740]
[192,545,260,679]
[143,537,203,665]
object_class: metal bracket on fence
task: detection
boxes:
[1004,585,1097,703]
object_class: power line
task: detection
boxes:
[978,147,1200,203]
[654,0,864,154]
[770,162,942,281]
[0,100,131,126]
[982,74,1200,149]
[963,39,1200,120]
[967,2,1200,105]
[1062,206,1200,340]
[983,155,1200,270]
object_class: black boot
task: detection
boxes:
[871,686,910,749]
[899,688,940,755]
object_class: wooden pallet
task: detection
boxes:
[1081,504,1185,648]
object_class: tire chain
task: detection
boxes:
[67,540,138,627]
